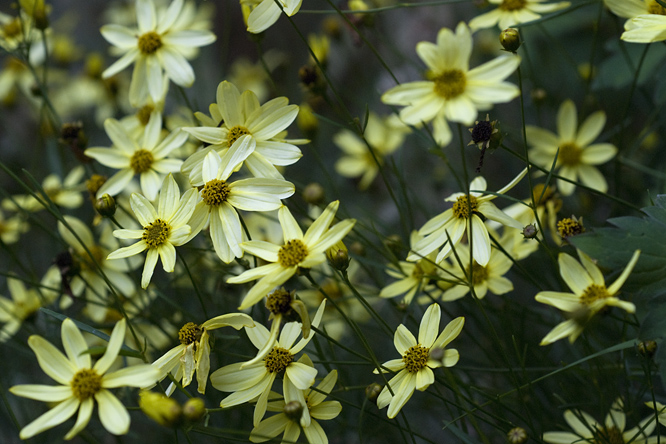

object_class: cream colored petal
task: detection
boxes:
[470,215,491,267]
[216,81,243,128]
[557,99,577,142]
[285,361,317,390]
[94,318,126,375]
[415,366,434,391]
[95,390,130,435]
[107,241,147,260]
[311,401,342,420]
[100,24,137,49]
[96,169,134,199]
[63,397,93,440]
[210,362,268,392]
[432,316,465,349]
[247,0,282,33]
[9,384,72,402]
[418,303,441,347]
[103,364,160,388]
[130,192,158,226]
[237,267,296,310]
[141,248,159,288]
[279,205,304,241]
[157,47,195,87]
[535,291,583,312]
[539,319,583,346]
[580,144,617,165]
[577,250,604,286]
[28,335,76,385]
[140,169,162,202]
[18,397,79,439]
[558,252,593,296]
[302,419,327,444]
[607,250,641,295]
[381,81,434,106]
[157,242,176,272]
[250,413,288,443]
[157,174,180,221]
[61,318,91,370]
[575,111,605,147]
[386,372,416,418]
[394,324,416,355]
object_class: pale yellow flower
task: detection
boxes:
[470,0,570,30]
[2,166,85,212]
[9,318,160,440]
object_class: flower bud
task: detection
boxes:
[182,398,206,422]
[139,391,182,427]
[522,224,538,239]
[500,28,521,52]
[507,427,528,444]
[283,401,304,422]
[94,194,116,218]
[327,241,350,271]
[302,182,325,205]
[349,241,365,257]
[365,383,382,404]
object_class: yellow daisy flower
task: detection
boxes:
[0,276,50,342]
[469,0,570,31]
[0,208,29,244]
[250,361,342,444]
[535,249,640,345]
[526,99,617,196]
[408,169,526,267]
[9,318,160,440]
[381,22,521,146]
[100,0,216,105]
[604,0,666,43]
[242,0,304,34]
[2,166,85,212]
[85,113,186,201]
[106,173,198,289]
[152,312,254,395]
[227,201,356,310]
[182,80,304,183]
[375,303,464,418]
[334,113,410,190]
[210,301,325,427]
[543,398,657,443]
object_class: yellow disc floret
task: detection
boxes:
[138,31,162,54]
[433,69,467,100]
[580,284,611,306]
[266,288,294,315]
[70,368,102,401]
[500,0,527,11]
[557,142,582,166]
[264,346,294,373]
[592,426,624,444]
[130,149,154,174]
[201,179,230,206]
[469,262,488,285]
[452,195,479,219]
[136,105,154,126]
[178,322,202,345]
[278,239,308,267]
[142,218,170,248]
[227,126,251,147]
[648,1,666,15]
[403,344,430,373]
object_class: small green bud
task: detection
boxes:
[365,382,382,404]
[94,194,116,218]
[638,340,658,358]
[522,224,538,239]
[500,28,521,52]
[302,182,325,205]
[327,241,350,271]
[182,398,206,423]
[283,401,304,422]
[139,391,182,427]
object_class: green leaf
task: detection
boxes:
[570,195,666,297]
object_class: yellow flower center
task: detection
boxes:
[3,18,22,38]
[278,239,308,267]
[469,262,488,285]
[264,346,294,373]
[452,195,479,219]
[70,368,103,401]
[580,284,611,306]
[557,142,582,166]
[227,125,251,147]
[648,1,666,15]
[593,426,624,444]
[136,105,154,126]
[433,69,467,100]
[266,288,293,315]
[130,149,154,174]
[142,218,170,248]
[178,322,202,345]
[138,31,162,55]
[557,217,584,239]
[403,344,430,373]
[201,179,230,206]
[500,0,527,11]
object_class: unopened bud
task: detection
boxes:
[94,194,116,218]
[283,401,304,422]
[500,28,521,52]
[349,241,365,257]
[182,398,206,422]
[302,182,325,205]
[522,224,538,239]
[365,382,382,404]
[139,391,182,427]
[638,340,657,358]
[507,427,528,444]
[327,241,350,271]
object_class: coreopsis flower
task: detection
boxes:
[242,0,303,34]
[57,216,141,322]
[526,99,617,196]
[380,231,445,305]
[0,208,29,243]
[186,137,295,263]
[381,22,521,146]
[2,166,85,212]
[106,174,198,289]
[152,312,254,395]
[439,244,514,301]
[0,276,49,342]
[604,0,666,42]
[210,301,325,426]
[408,169,527,267]
[182,80,303,183]
[469,0,570,30]
[543,398,657,444]
[375,303,464,418]
[85,113,186,201]
[535,249,640,345]
[334,113,410,190]
[250,361,342,443]
[227,201,356,310]
[9,318,160,440]
[100,0,216,105]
